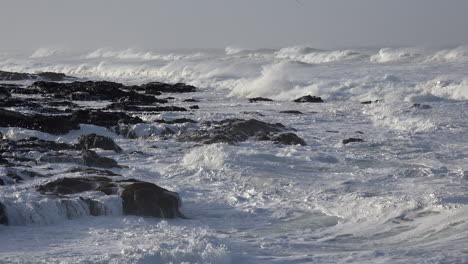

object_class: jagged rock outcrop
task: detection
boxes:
[248,97,273,103]
[178,118,289,144]
[0,70,72,81]
[140,82,196,93]
[36,177,184,219]
[293,95,324,103]
[75,133,122,153]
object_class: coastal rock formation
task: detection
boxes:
[178,118,290,144]
[140,82,196,93]
[0,70,72,81]
[34,177,184,219]
[342,138,364,145]
[273,133,307,146]
[248,97,274,103]
[122,182,183,218]
[75,133,122,153]
[294,95,324,103]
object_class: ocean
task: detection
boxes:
[0,45,467,263]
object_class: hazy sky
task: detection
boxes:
[1,0,468,50]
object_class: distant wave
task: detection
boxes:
[370,48,421,63]
[30,47,62,58]
[370,46,468,63]
[84,48,205,61]
[426,46,468,63]
[275,45,365,64]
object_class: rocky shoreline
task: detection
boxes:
[0,70,314,225]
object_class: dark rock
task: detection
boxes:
[141,82,196,93]
[412,103,432,110]
[280,110,303,114]
[105,103,186,112]
[0,137,74,154]
[38,152,83,165]
[75,133,122,153]
[178,118,289,144]
[272,133,306,146]
[32,81,125,100]
[70,109,143,128]
[82,150,120,168]
[65,167,120,177]
[189,105,199,109]
[154,118,197,124]
[248,97,273,103]
[37,72,70,81]
[0,98,41,108]
[361,100,380,105]
[70,91,91,100]
[0,108,79,135]
[37,177,184,219]
[342,138,364,145]
[6,169,47,183]
[0,86,11,99]
[0,70,72,81]
[37,176,116,195]
[255,132,271,141]
[45,101,79,108]
[183,98,199,102]
[294,95,324,103]
[122,182,183,218]
[0,202,8,225]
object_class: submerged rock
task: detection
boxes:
[412,103,432,110]
[342,138,364,145]
[82,150,120,168]
[273,133,306,146]
[75,133,122,153]
[294,95,324,103]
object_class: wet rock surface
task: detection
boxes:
[273,133,307,146]
[294,95,324,103]
[178,118,290,144]
[122,182,184,218]
[0,70,73,81]
[0,71,313,225]
[249,97,273,103]
[141,82,196,93]
[75,133,122,153]
[36,176,183,218]
[342,138,365,145]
